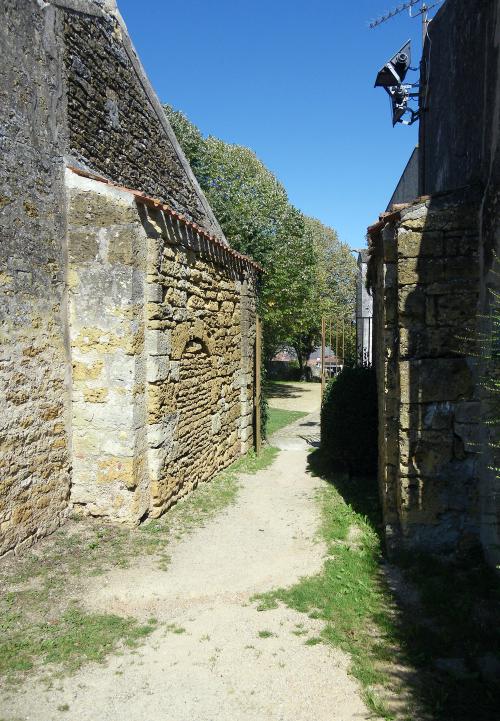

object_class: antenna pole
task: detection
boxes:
[421,3,428,46]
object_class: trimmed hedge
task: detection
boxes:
[321,366,378,475]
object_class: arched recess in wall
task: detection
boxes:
[167,320,222,498]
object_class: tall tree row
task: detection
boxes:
[165,105,356,372]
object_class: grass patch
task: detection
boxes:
[266,408,308,436]
[258,630,274,638]
[0,604,156,683]
[0,447,278,685]
[254,465,391,714]
[253,449,500,720]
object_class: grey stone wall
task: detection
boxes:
[62,7,222,238]
[0,0,71,556]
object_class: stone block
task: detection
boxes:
[148,413,178,449]
[398,284,426,322]
[68,229,99,263]
[454,422,481,452]
[107,226,139,266]
[69,189,137,227]
[455,401,481,424]
[398,257,444,286]
[144,329,171,357]
[397,229,443,258]
[444,255,479,281]
[400,358,474,404]
[435,292,478,324]
[146,357,170,383]
[400,430,454,477]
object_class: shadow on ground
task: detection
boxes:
[265,381,317,400]
[307,449,500,721]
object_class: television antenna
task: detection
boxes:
[369,1,443,44]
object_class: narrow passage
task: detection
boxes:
[3,383,369,721]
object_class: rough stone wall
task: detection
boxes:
[66,171,257,524]
[0,1,71,557]
[62,7,222,237]
[1,0,258,553]
[370,192,481,553]
[142,203,256,519]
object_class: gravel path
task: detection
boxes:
[4,383,368,721]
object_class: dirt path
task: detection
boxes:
[4,383,368,721]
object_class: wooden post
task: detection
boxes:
[321,316,326,400]
[255,315,262,455]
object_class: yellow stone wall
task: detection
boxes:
[370,194,481,554]
[66,171,257,524]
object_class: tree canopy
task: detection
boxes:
[165,105,356,369]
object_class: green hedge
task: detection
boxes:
[321,367,378,475]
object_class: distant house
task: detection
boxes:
[307,347,343,380]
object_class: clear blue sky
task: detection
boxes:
[117,0,429,249]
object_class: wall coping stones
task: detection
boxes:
[66,166,263,274]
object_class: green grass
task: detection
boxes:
[253,452,394,715]
[0,446,279,685]
[0,604,156,680]
[253,449,500,720]
[266,408,308,436]
[258,630,274,638]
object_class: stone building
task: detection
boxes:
[0,0,260,556]
[368,0,499,563]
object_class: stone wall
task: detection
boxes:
[0,1,71,557]
[0,0,259,554]
[62,5,222,237]
[369,191,481,553]
[67,170,257,524]
[371,0,500,564]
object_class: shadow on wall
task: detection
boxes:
[369,187,499,558]
[399,189,482,555]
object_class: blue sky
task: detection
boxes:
[117,0,429,249]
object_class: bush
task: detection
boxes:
[321,367,378,475]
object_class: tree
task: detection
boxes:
[164,105,355,372]
[165,105,317,362]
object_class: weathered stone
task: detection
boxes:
[0,0,258,555]
[397,229,443,258]
[400,358,474,404]
[371,192,481,556]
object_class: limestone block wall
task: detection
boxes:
[66,170,257,524]
[369,192,481,553]
[66,170,150,521]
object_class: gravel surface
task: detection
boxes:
[3,383,368,721]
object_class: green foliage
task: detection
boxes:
[321,367,378,475]
[163,105,356,370]
[0,600,155,681]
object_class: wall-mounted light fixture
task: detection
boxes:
[374,40,420,126]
